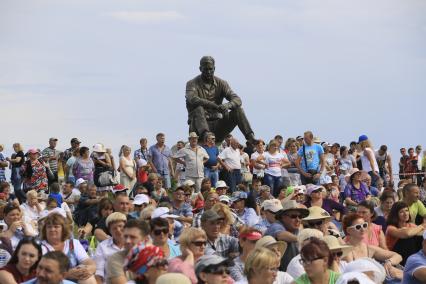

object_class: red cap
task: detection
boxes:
[239,231,262,241]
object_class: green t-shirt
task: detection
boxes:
[295,270,340,284]
[409,200,426,223]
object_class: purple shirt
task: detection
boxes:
[148,144,172,175]
[343,182,370,204]
[305,198,346,215]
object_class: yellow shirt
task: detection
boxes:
[409,200,426,223]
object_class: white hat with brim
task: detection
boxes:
[215,180,228,189]
[255,236,287,257]
[323,235,353,257]
[156,273,191,284]
[277,200,309,218]
[151,207,179,219]
[336,272,375,284]
[219,195,231,204]
[93,143,106,153]
[302,206,333,222]
[342,258,386,284]
[133,194,149,205]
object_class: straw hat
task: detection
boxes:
[302,206,332,222]
[255,236,287,256]
[323,235,353,257]
[156,273,191,284]
[277,200,309,218]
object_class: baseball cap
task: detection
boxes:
[151,207,179,219]
[133,194,149,206]
[183,180,195,187]
[320,175,333,185]
[195,255,231,276]
[219,195,231,204]
[70,138,81,144]
[75,178,87,187]
[239,231,262,241]
[230,191,248,203]
[201,209,223,223]
[106,212,127,227]
[49,137,58,141]
[306,184,324,195]
[261,199,283,213]
[358,135,368,143]
[112,184,127,194]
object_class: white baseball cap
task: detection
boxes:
[261,199,283,213]
[216,180,228,188]
[75,178,87,187]
[219,195,231,204]
[133,194,149,206]
[151,207,179,219]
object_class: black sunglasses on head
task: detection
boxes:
[307,220,324,227]
[206,266,230,275]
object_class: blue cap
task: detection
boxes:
[230,191,248,203]
[358,135,368,143]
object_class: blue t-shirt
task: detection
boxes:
[403,249,426,284]
[203,145,219,168]
[49,192,63,207]
[265,221,286,239]
[297,144,324,172]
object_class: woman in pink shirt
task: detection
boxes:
[356,200,387,249]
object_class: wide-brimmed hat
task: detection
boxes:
[323,235,353,257]
[313,137,322,144]
[156,273,191,284]
[215,180,228,189]
[255,236,287,256]
[201,209,223,223]
[277,200,309,218]
[106,212,127,227]
[188,132,199,139]
[183,180,195,187]
[302,206,332,222]
[93,143,106,153]
[261,199,283,213]
[348,168,360,178]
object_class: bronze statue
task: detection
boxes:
[185,56,256,144]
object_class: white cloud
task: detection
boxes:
[108,10,184,23]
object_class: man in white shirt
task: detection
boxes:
[173,132,209,192]
[218,138,241,193]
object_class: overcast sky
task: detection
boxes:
[1,0,425,172]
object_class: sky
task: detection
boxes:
[1,0,425,173]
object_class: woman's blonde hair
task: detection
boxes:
[244,247,279,280]
[359,139,372,150]
[40,213,71,242]
[140,205,156,221]
[13,143,23,152]
[26,190,38,200]
[211,203,234,225]
[179,227,206,251]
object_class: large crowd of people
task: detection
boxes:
[0,131,425,284]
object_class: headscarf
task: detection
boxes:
[125,244,165,277]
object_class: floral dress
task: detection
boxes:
[22,160,48,191]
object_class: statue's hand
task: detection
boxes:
[218,104,229,113]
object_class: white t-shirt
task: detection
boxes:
[287,254,304,279]
[264,152,285,177]
[42,239,89,268]
[251,151,266,176]
[218,147,241,170]
[235,271,293,284]
[66,156,77,178]
[361,148,379,172]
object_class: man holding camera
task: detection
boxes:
[295,131,325,185]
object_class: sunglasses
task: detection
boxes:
[348,222,368,231]
[192,241,207,247]
[332,251,343,258]
[299,256,324,265]
[307,220,324,227]
[153,259,168,268]
[153,227,169,236]
[287,214,302,219]
[206,266,230,275]
[21,236,42,246]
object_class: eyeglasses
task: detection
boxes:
[153,227,169,236]
[299,256,324,265]
[332,251,343,258]
[286,214,302,219]
[184,193,191,197]
[307,220,324,227]
[206,266,230,275]
[348,222,368,231]
[192,241,207,247]
[153,259,168,268]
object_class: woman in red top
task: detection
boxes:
[0,237,42,284]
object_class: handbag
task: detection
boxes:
[98,170,120,187]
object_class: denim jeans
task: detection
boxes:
[263,173,283,197]
[204,167,219,187]
[11,167,26,203]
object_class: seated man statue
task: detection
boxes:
[185,56,256,144]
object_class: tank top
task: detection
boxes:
[361,148,379,172]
